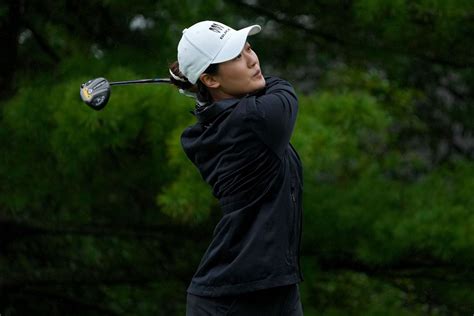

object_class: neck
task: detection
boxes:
[209,89,235,102]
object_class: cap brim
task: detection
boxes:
[212,25,261,64]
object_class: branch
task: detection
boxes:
[21,20,61,63]
[18,288,120,316]
[1,267,190,293]
[227,0,474,69]
[4,274,158,289]
[228,0,346,45]
[380,276,470,315]
[305,250,474,284]
[0,217,210,243]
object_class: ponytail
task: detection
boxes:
[169,61,194,90]
[168,61,219,105]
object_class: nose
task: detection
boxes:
[246,50,258,68]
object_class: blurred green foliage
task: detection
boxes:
[1,0,474,315]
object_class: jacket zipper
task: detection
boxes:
[292,188,303,280]
[290,189,297,262]
[290,144,303,279]
[297,198,303,280]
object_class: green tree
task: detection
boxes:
[2,0,474,315]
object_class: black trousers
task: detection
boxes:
[186,283,303,316]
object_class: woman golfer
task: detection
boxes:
[169,20,304,315]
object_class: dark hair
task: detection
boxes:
[169,61,219,104]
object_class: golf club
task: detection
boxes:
[80,77,172,110]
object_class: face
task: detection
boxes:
[202,42,266,100]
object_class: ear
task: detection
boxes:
[199,73,221,89]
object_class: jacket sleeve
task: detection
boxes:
[244,76,299,158]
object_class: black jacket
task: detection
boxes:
[181,77,303,297]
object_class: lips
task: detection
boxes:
[253,69,262,78]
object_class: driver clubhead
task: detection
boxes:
[80,77,111,111]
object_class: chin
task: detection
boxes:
[250,75,266,91]
[254,76,266,90]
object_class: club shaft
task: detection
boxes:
[109,78,171,86]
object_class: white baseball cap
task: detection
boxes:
[177,21,261,84]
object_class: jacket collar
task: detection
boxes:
[192,98,240,125]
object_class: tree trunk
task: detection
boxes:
[0,0,21,99]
